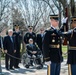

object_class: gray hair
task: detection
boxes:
[29,38,33,42]
[8,29,13,33]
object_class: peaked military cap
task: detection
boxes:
[14,25,19,29]
[28,26,33,29]
[71,17,76,28]
[50,15,59,20]
[71,17,76,23]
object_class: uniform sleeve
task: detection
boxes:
[36,34,39,45]
[0,37,3,49]
[19,33,23,43]
[24,33,27,44]
[42,32,50,61]
[59,19,68,32]
[63,30,72,40]
[13,36,16,50]
[26,44,33,52]
[0,39,1,48]
[33,33,37,43]
[59,25,64,32]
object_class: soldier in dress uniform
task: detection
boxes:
[63,17,76,75]
[43,15,63,75]
[13,25,22,68]
[24,26,36,44]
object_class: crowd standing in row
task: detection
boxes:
[0,24,45,70]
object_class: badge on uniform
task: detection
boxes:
[52,39,55,42]
[52,35,55,42]
[51,33,56,36]
[33,35,35,37]
[27,34,29,37]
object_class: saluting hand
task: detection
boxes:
[14,50,16,53]
[4,50,7,53]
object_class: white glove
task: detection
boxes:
[62,17,68,23]
[45,61,51,65]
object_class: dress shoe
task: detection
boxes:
[10,68,14,70]
[6,68,10,71]
[30,63,33,66]
[15,66,20,68]
[36,65,43,69]
[25,65,29,68]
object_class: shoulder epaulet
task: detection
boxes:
[46,27,51,30]
[25,32,29,35]
[44,30,48,35]
[44,27,51,32]
[26,44,29,46]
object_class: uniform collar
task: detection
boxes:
[51,25,56,29]
[28,32,33,34]
[51,25,59,30]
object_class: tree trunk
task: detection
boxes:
[70,0,76,16]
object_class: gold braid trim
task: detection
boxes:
[47,65,51,75]
[44,57,50,60]
[68,64,72,75]
[71,31,73,38]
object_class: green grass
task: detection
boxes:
[62,45,67,53]
[62,45,67,59]
[1,57,5,60]
[1,45,68,60]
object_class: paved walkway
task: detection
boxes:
[0,60,68,75]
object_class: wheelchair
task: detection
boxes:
[21,50,43,69]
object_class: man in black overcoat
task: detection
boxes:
[3,29,16,70]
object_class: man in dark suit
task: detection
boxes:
[43,15,63,75]
[63,17,76,75]
[36,28,44,67]
[0,36,1,48]
[24,26,36,44]
[0,36,3,48]
[36,28,44,53]
[13,25,22,68]
[3,29,16,70]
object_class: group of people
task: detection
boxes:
[0,24,45,70]
[0,14,76,75]
[24,26,44,69]
[42,15,76,75]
